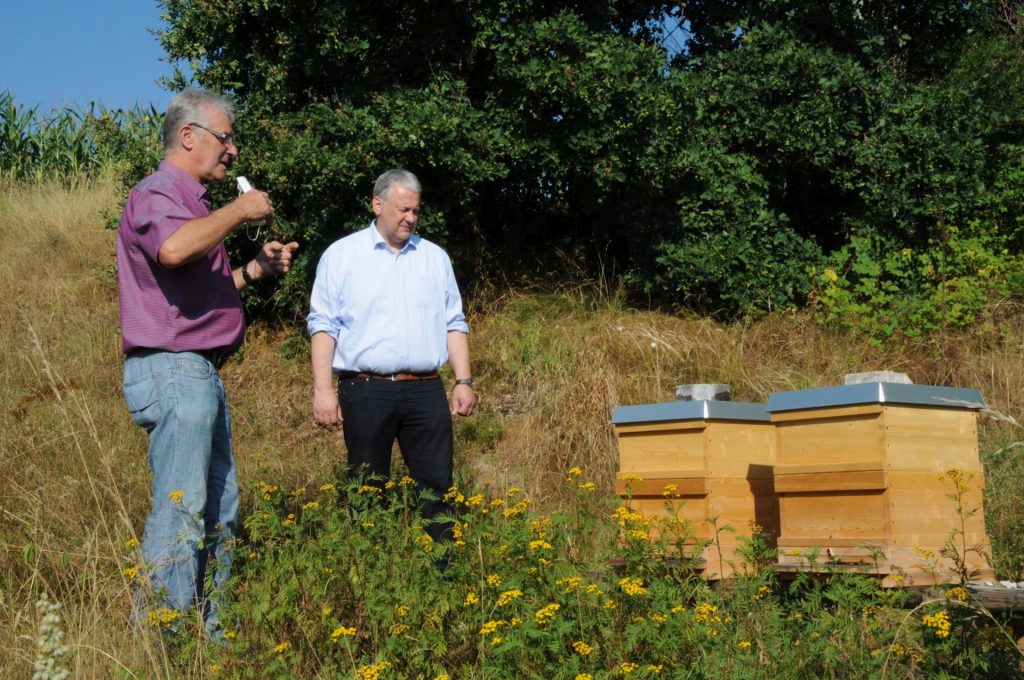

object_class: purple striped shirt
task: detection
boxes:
[116,160,244,354]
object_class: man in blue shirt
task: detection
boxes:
[308,168,477,548]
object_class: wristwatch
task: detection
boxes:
[455,377,475,388]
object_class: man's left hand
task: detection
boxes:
[256,241,300,277]
[451,384,477,416]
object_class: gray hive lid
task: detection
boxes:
[612,400,769,425]
[766,382,986,414]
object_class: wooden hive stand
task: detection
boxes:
[767,382,993,586]
[612,400,778,579]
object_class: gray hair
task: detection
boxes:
[162,88,235,154]
[373,168,421,201]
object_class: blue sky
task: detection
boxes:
[0,1,180,112]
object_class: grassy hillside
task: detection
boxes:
[3,179,1024,677]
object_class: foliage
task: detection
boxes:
[812,225,1024,341]
[135,470,1024,678]
[0,91,162,186]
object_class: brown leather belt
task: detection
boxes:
[339,370,440,381]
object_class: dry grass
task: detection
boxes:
[3,179,1024,676]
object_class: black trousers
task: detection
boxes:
[338,376,454,542]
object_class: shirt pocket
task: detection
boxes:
[123,373,163,432]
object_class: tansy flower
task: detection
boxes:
[168,490,184,504]
[497,590,523,606]
[464,591,479,607]
[534,603,560,625]
[302,501,319,510]
[355,661,391,680]
[486,573,502,587]
[621,662,638,673]
[147,607,180,629]
[319,483,335,491]
[571,640,594,656]
[738,640,752,649]
[273,642,291,654]
[619,577,647,597]
[479,620,505,635]
[331,625,356,641]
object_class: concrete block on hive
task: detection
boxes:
[612,399,776,579]
[767,382,992,585]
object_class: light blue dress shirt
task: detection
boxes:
[307,222,469,374]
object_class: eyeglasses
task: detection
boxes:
[188,122,235,147]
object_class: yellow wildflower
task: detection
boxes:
[319,483,335,491]
[738,640,752,649]
[272,641,291,654]
[355,661,392,680]
[479,620,505,635]
[302,501,319,510]
[621,662,639,673]
[618,576,648,597]
[498,589,523,607]
[922,610,952,638]
[946,586,969,602]
[168,490,184,505]
[534,603,560,625]
[486,573,502,587]
[147,607,180,629]
[464,591,479,607]
[571,640,594,656]
[331,625,357,641]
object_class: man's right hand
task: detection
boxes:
[233,189,275,225]
[313,386,343,428]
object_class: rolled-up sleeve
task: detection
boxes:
[444,254,469,334]
[307,247,343,340]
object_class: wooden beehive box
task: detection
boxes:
[767,382,993,586]
[612,400,777,579]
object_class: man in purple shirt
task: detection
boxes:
[117,88,298,639]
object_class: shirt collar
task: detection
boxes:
[369,220,419,253]
[158,159,210,204]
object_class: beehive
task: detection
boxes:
[612,400,777,578]
[767,382,992,585]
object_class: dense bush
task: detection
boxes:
[147,1,1024,325]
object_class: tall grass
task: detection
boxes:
[2,178,1024,676]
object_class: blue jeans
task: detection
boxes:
[123,350,239,637]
